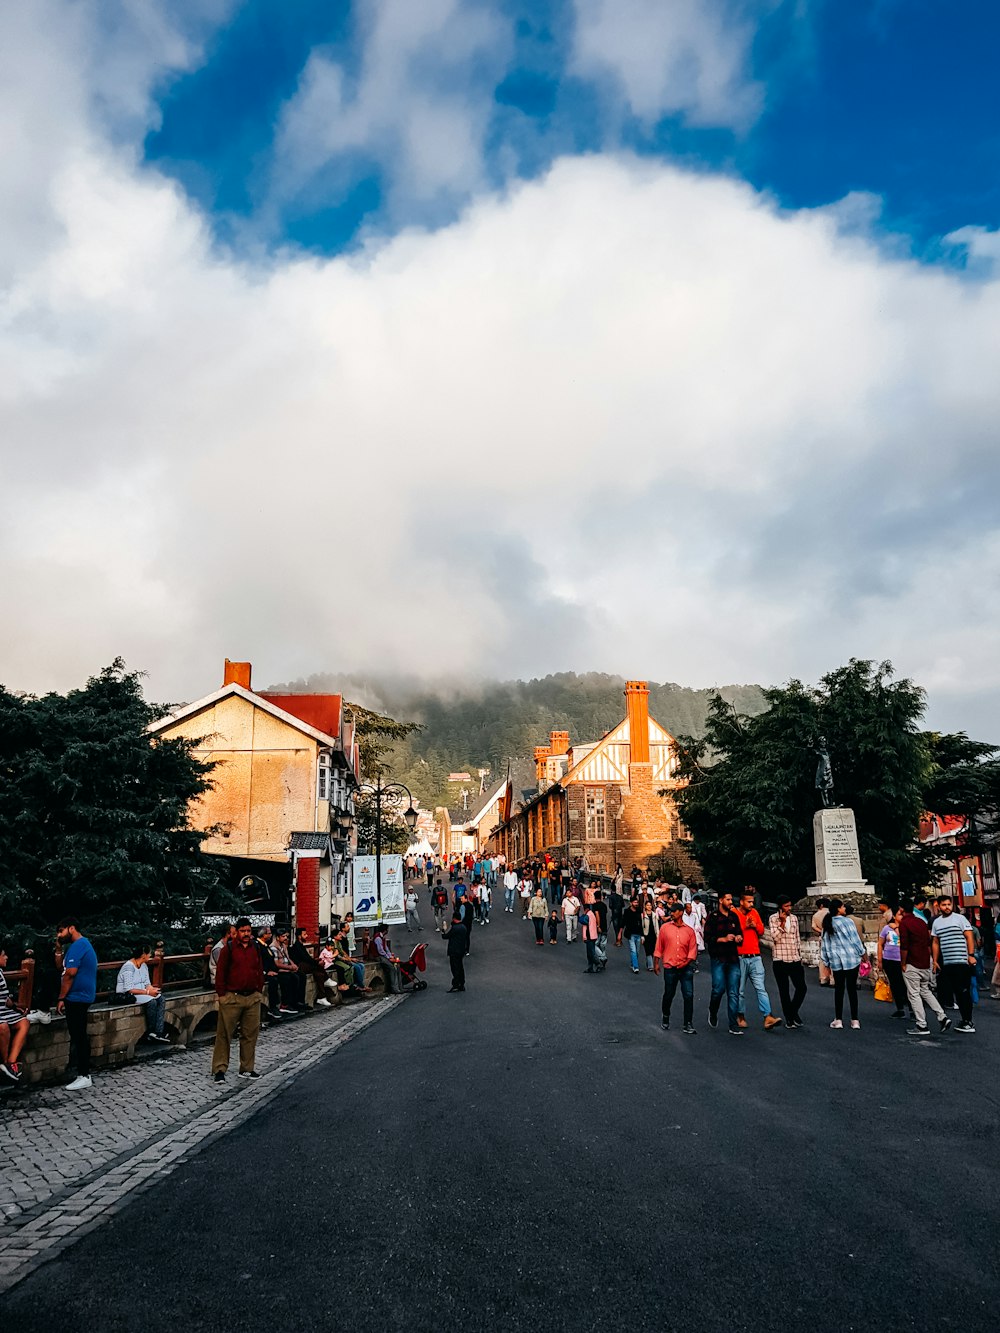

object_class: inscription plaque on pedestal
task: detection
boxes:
[808,807,872,897]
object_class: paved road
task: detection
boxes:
[6,907,999,1332]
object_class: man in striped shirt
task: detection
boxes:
[931,896,976,1033]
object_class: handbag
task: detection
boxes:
[858,956,872,980]
[873,973,893,1002]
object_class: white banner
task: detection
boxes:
[380,854,405,924]
[353,856,378,925]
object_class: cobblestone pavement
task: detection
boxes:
[0,997,404,1293]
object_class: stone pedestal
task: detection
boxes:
[808,807,873,898]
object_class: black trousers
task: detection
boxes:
[833,966,860,1021]
[64,1000,92,1076]
[881,958,908,1013]
[938,963,974,1024]
[449,957,466,990]
[772,960,807,1023]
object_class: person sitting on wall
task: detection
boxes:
[115,943,170,1045]
[269,929,301,1012]
[329,926,370,996]
[256,926,285,1020]
[0,941,31,1082]
[289,927,332,1009]
[372,925,402,993]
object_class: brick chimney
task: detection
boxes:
[548,730,570,756]
[624,680,650,764]
[223,659,252,690]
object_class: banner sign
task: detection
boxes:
[353,856,378,925]
[380,854,405,924]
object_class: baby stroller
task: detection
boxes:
[398,942,428,991]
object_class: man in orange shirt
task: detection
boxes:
[653,901,699,1034]
[736,889,783,1031]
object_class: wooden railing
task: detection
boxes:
[91,946,212,1003]
[2,957,36,1011]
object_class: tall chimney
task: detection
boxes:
[224,659,252,690]
[549,730,570,756]
[624,680,650,764]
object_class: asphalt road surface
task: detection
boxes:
[7,905,999,1332]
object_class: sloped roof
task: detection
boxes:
[261,693,342,739]
[288,832,332,851]
[149,683,340,749]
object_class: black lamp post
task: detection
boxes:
[363,775,418,909]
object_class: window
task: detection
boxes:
[317,752,331,802]
[585,788,606,840]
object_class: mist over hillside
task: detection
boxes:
[267,671,768,809]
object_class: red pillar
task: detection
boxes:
[295,856,320,937]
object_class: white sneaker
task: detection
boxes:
[66,1075,92,1090]
[829,1019,843,1029]
[27,1009,52,1025]
[850,1019,861,1029]
[315,998,332,1008]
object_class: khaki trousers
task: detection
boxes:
[212,991,262,1074]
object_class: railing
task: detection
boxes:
[91,947,212,1003]
[2,957,36,1011]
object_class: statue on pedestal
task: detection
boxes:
[814,736,835,808]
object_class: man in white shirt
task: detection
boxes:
[562,890,581,943]
[682,898,707,955]
[503,868,518,913]
[404,889,422,932]
[116,944,170,1044]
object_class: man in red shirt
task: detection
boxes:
[736,890,783,1031]
[653,901,699,1033]
[212,917,265,1083]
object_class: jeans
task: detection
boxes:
[627,934,642,970]
[565,915,578,942]
[585,940,599,971]
[772,960,807,1023]
[903,965,944,1026]
[405,908,421,930]
[661,963,695,1026]
[738,955,772,1018]
[481,901,490,923]
[64,1000,92,1076]
[937,962,974,1024]
[504,888,515,911]
[139,994,166,1037]
[833,966,859,1021]
[709,959,740,1030]
[533,918,546,943]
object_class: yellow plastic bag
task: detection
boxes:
[874,974,893,1003]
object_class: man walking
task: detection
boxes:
[404,887,423,932]
[653,901,698,1033]
[432,882,451,931]
[768,897,807,1027]
[735,890,783,1031]
[705,893,743,1035]
[212,917,264,1083]
[503,866,518,913]
[931,895,977,1034]
[899,897,950,1036]
[443,913,468,992]
[56,918,98,1090]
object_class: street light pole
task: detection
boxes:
[366,775,419,913]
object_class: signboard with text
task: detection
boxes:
[380,854,405,925]
[353,856,379,925]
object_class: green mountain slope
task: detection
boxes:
[267,671,768,810]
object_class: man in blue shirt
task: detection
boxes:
[56,917,99,1090]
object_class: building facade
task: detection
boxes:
[487,681,699,880]
[149,660,360,936]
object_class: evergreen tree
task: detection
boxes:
[0,660,231,956]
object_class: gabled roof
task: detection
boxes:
[561,712,679,786]
[288,832,333,852]
[149,683,341,749]
[261,692,342,739]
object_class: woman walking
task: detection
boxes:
[878,907,909,1019]
[641,898,657,973]
[529,887,548,945]
[821,898,867,1029]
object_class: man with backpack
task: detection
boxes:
[432,883,450,931]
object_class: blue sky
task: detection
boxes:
[143,0,1000,258]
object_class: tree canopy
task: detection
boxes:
[0,660,233,956]
[673,659,1000,901]
[346,702,421,855]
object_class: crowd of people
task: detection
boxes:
[443,852,998,1038]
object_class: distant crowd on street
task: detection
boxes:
[410,848,1000,1038]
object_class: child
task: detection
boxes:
[547,909,559,945]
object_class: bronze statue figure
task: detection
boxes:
[815,736,835,808]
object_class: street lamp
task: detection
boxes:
[361,775,419,909]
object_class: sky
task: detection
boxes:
[2,0,1000,734]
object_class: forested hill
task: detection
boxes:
[266,671,768,810]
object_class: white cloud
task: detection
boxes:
[272,0,511,218]
[4,4,1000,739]
[570,0,765,129]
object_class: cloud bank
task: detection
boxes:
[2,2,1000,739]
